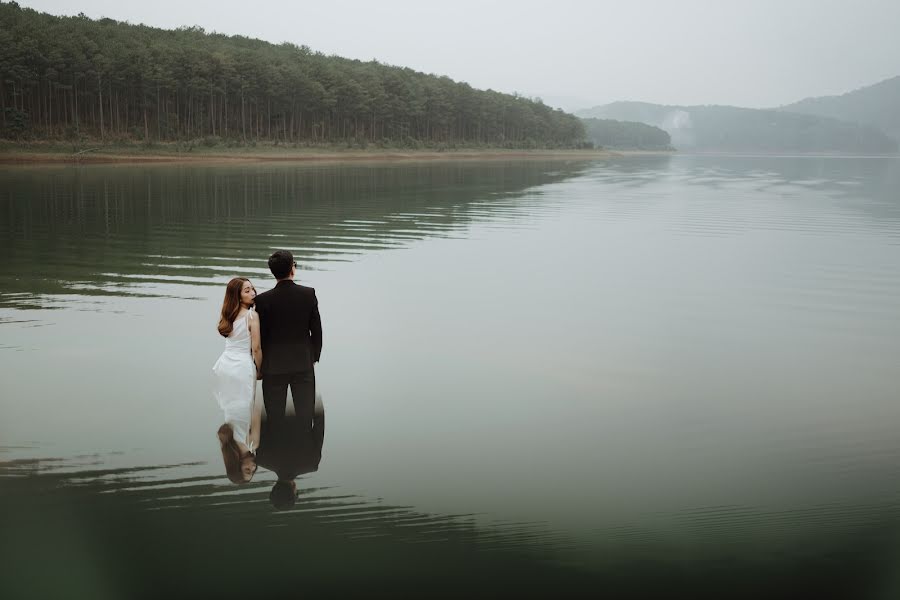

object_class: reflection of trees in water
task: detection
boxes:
[5,156,896,311]
[0,161,592,309]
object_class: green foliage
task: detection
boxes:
[580,118,671,150]
[3,108,30,139]
[0,3,585,148]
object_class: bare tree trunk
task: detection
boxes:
[73,79,79,130]
[39,80,46,133]
[164,88,169,140]
[0,80,6,129]
[98,76,104,139]
[38,80,44,133]
[223,82,227,138]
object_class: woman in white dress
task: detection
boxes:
[213,277,263,484]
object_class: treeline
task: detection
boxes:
[0,2,585,148]
[580,117,671,150]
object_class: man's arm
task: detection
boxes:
[309,290,322,363]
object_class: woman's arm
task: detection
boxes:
[249,310,263,376]
[249,387,262,452]
[248,310,263,451]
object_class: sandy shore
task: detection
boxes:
[0,146,627,166]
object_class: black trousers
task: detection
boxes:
[262,370,315,427]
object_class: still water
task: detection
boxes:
[2,156,900,598]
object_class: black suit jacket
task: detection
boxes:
[253,280,322,375]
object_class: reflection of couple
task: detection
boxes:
[212,249,323,489]
[257,409,325,509]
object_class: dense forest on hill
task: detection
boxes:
[0,2,585,148]
[578,101,898,154]
[780,75,900,144]
[580,117,671,150]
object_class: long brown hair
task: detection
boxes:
[217,423,252,484]
[217,277,252,337]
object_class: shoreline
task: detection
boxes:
[0,144,641,166]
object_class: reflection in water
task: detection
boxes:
[0,451,595,599]
[256,409,325,509]
[0,161,592,311]
[3,156,900,597]
[216,422,258,484]
[671,155,900,227]
[3,441,899,598]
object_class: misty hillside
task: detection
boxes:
[577,102,898,154]
[780,75,900,143]
[579,118,671,150]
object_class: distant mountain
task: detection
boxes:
[580,117,671,150]
[779,76,900,143]
[577,102,897,154]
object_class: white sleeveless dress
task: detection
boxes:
[212,310,257,448]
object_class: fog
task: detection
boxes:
[16,0,900,111]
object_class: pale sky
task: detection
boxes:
[17,0,900,111]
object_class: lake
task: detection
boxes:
[2,155,900,598]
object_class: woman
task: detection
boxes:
[213,277,263,483]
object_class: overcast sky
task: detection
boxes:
[18,0,900,111]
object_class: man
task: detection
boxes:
[253,249,323,429]
[255,403,325,510]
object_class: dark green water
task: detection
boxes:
[2,156,900,598]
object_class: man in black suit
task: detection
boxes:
[253,249,323,429]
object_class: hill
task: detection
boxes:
[577,101,897,154]
[780,75,900,143]
[580,118,671,150]
[0,3,584,148]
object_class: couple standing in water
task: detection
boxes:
[212,250,324,505]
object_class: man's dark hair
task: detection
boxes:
[268,250,294,280]
[269,480,297,510]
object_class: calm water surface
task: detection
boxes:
[2,156,900,598]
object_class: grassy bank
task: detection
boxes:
[0,140,618,165]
